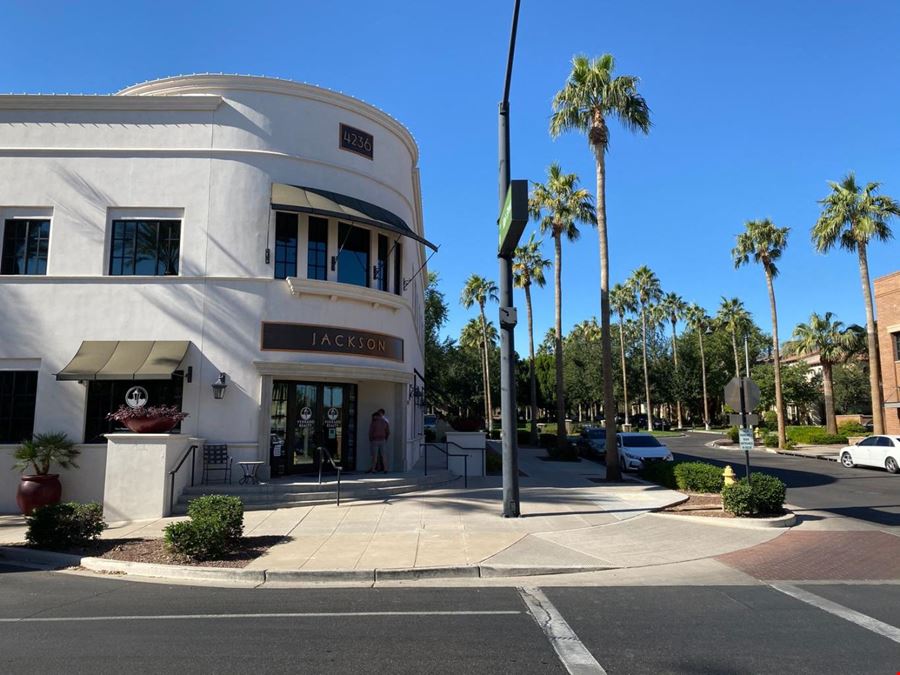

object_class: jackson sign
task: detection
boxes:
[261,322,404,362]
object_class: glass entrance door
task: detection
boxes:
[270,381,357,475]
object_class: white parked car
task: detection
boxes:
[616,433,674,472]
[839,435,900,473]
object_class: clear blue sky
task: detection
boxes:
[3,1,899,348]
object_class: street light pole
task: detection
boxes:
[498,0,521,518]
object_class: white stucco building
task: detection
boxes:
[0,74,433,514]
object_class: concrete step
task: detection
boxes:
[172,470,460,514]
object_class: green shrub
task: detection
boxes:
[722,481,755,516]
[517,429,534,446]
[673,462,724,493]
[762,410,778,431]
[750,473,787,514]
[187,495,244,544]
[26,502,106,549]
[539,433,557,449]
[727,426,739,443]
[165,494,244,560]
[786,426,847,445]
[763,432,779,448]
[486,450,502,473]
[837,421,868,436]
[639,461,679,489]
[722,473,786,516]
[547,440,579,461]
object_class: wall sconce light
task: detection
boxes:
[408,384,425,408]
[212,372,228,400]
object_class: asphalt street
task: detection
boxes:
[1,567,899,674]
[667,433,900,527]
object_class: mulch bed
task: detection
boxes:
[22,536,283,568]
[661,493,785,519]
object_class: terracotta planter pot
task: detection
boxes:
[16,474,62,515]
[122,417,179,433]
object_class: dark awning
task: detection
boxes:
[271,183,437,251]
[56,341,190,381]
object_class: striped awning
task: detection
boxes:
[271,183,437,251]
[56,341,190,381]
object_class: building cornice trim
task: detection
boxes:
[0,95,222,111]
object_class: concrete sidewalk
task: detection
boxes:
[0,448,789,578]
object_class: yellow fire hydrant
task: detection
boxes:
[723,465,737,487]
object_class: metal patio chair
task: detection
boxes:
[202,443,232,485]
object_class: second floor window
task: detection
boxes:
[1,219,50,275]
[307,217,328,281]
[375,234,389,291]
[337,223,370,287]
[109,219,181,276]
[274,212,298,279]
[0,371,37,443]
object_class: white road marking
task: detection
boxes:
[0,610,521,623]
[518,587,606,675]
[770,583,900,644]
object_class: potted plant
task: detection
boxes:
[13,432,80,514]
[106,404,189,434]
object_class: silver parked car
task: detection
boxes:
[616,432,674,472]
[839,435,900,473]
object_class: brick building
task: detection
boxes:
[875,270,900,434]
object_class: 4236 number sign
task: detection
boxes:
[340,123,374,159]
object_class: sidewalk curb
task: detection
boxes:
[775,450,839,463]
[0,546,619,584]
[653,510,797,529]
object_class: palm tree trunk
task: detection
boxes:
[822,361,837,435]
[595,146,619,480]
[618,316,629,426]
[479,307,493,432]
[765,268,786,449]
[671,321,683,428]
[858,243,884,434]
[478,326,489,425]
[641,307,653,432]
[699,329,710,430]
[525,283,538,445]
[554,234,565,447]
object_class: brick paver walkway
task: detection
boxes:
[717,530,900,580]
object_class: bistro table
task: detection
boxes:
[238,461,265,485]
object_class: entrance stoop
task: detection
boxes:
[174,469,460,514]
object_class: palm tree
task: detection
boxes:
[460,275,499,431]
[460,318,498,421]
[787,313,866,434]
[733,219,790,448]
[529,163,595,449]
[717,297,752,380]
[812,173,900,434]
[513,234,551,445]
[660,292,688,429]
[550,53,651,481]
[610,283,637,427]
[628,266,661,432]
[685,304,713,430]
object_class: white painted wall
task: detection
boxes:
[0,76,427,513]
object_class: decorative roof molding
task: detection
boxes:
[0,94,222,112]
[116,74,419,164]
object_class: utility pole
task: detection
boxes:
[498,0,521,518]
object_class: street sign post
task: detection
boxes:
[724,375,759,482]
[498,179,528,256]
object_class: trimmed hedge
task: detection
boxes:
[763,432,779,448]
[639,461,679,490]
[26,502,106,549]
[722,473,786,516]
[673,462,724,493]
[837,421,868,436]
[165,494,244,560]
[727,426,740,443]
[786,426,847,445]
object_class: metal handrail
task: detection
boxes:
[317,446,343,506]
[421,441,479,488]
[168,444,197,514]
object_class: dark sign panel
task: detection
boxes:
[340,123,374,160]
[261,322,403,362]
